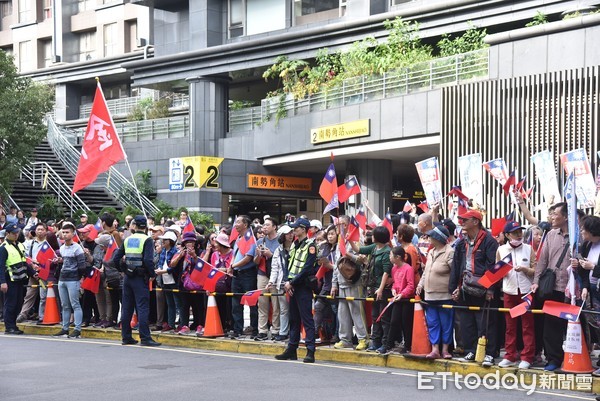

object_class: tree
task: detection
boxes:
[0,50,54,196]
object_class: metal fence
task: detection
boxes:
[71,116,189,144]
[79,92,190,120]
[229,48,489,132]
[46,117,160,215]
[20,162,89,214]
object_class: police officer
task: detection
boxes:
[112,215,160,346]
[0,223,37,334]
[275,218,318,363]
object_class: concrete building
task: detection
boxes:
[10,0,600,223]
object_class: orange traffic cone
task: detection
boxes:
[203,295,224,337]
[409,296,431,356]
[130,313,138,329]
[42,284,61,325]
[562,320,594,373]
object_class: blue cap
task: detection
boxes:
[503,220,523,233]
[3,223,19,234]
[290,217,310,229]
[134,215,147,228]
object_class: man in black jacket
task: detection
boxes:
[449,210,499,367]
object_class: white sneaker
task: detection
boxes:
[518,361,531,369]
[482,355,494,367]
[498,358,516,368]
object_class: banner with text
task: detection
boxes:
[415,157,442,207]
[560,149,596,208]
[531,150,562,206]
[458,153,483,206]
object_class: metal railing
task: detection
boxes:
[229,48,489,132]
[79,92,190,119]
[1,195,20,214]
[20,162,89,214]
[46,117,160,215]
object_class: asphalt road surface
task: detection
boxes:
[0,335,596,401]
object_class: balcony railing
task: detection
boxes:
[79,92,190,119]
[229,48,489,132]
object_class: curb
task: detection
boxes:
[3,322,599,394]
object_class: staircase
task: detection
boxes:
[10,140,122,214]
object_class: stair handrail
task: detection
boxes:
[20,162,90,215]
[1,194,20,214]
[46,116,160,215]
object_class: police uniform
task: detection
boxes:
[112,216,159,346]
[0,223,34,334]
[276,218,318,362]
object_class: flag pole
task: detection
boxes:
[124,158,148,218]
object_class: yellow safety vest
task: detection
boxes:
[4,241,28,281]
[288,238,314,279]
[124,232,148,274]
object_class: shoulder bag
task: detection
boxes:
[536,241,570,301]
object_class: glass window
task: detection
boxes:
[41,40,52,68]
[79,31,96,61]
[18,0,33,23]
[390,0,413,6]
[103,23,117,57]
[18,40,32,71]
[294,0,338,16]
[229,0,244,38]
[1,1,13,17]
[43,0,53,20]
[78,0,96,13]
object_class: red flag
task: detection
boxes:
[229,226,239,245]
[241,289,263,306]
[402,200,412,213]
[81,268,101,294]
[236,228,256,256]
[72,82,126,194]
[457,198,469,216]
[319,163,338,203]
[502,170,516,195]
[515,175,527,192]
[355,205,367,231]
[338,176,360,203]
[346,216,360,242]
[542,300,581,321]
[376,299,395,322]
[338,233,347,257]
[448,186,469,201]
[509,293,533,318]
[36,240,57,267]
[183,216,195,234]
[72,232,80,244]
[315,265,328,280]
[417,201,429,213]
[88,218,102,241]
[478,254,513,288]
[490,217,506,237]
[203,267,226,292]
[103,236,117,262]
[536,230,548,261]
[190,259,211,287]
[382,212,393,239]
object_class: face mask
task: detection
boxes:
[509,239,523,248]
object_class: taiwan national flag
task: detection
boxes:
[502,170,516,195]
[509,293,533,318]
[457,198,469,216]
[338,232,347,257]
[338,176,361,203]
[88,218,102,241]
[346,216,360,242]
[448,186,469,201]
[382,212,393,239]
[72,232,80,244]
[229,226,239,245]
[490,217,506,238]
[323,193,339,215]
[237,228,256,256]
[417,201,429,213]
[81,268,101,294]
[319,163,338,203]
[190,259,210,287]
[36,241,57,281]
[203,267,226,292]
[355,205,367,231]
[103,236,117,262]
[478,254,513,288]
[241,289,263,307]
[515,175,527,192]
[402,200,412,213]
[183,216,195,234]
[542,300,581,321]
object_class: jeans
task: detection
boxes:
[231,269,258,334]
[164,286,182,329]
[58,280,83,331]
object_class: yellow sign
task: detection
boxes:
[169,156,224,190]
[247,174,312,191]
[310,119,370,144]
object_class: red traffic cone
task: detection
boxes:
[562,320,594,373]
[408,296,431,356]
[203,295,224,337]
[42,284,61,325]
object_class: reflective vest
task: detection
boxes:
[288,238,314,279]
[4,241,28,281]
[124,232,148,274]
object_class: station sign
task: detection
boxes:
[247,174,312,191]
[169,156,224,191]
[310,119,370,144]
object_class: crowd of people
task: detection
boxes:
[1,197,600,370]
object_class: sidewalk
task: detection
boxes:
[2,321,599,395]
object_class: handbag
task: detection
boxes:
[338,256,361,283]
[462,269,487,298]
[536,241,570,301]
[182,270,202,291]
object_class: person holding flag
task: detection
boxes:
[154,231,181,333]
[267,225,295,342]
[496,221,536,369]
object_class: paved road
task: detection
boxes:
[0,335,596,401]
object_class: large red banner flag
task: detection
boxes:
[72,82,126,194]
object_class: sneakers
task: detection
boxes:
[461,352,476,362]
[161,325,174,333]
[518,361,531,369]
[195,326,204,337]
[366,343,381,352]
[376,345,388,354]
[592,367,600,377]
[178,325,191,335]
[228,331,241,339]
[16,315,26,323]
[5,328,24,335]
[355,339,368,351]
[544,363,559,371]
[334,341,352,349]
[254,333,268,341]
[53,329,70,337]
[482,355,494,367]
[273,334,288,342]
[498,358,516,368]
[68,330,81,338]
